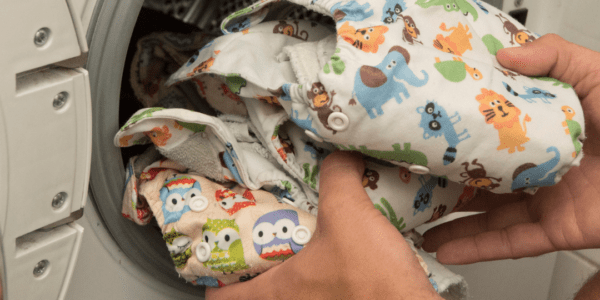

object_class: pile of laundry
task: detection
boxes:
[116,0,585,298]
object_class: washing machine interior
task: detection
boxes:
[87,0,506,297]
[87,0,349,296]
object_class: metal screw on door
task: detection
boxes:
[514,0,524,7]
[52,192,68,209]
[34,28,51,47]
[53,92,69,110]
[33,260,49,278]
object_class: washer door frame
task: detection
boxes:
[85,0,205,295]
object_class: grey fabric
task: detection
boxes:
[159,133,225,182]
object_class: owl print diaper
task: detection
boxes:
[123,160,464,290]
[167,0,585,195]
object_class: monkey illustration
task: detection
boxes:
[362,168,380,190]
[307,82,342,134]
[273,20,309,41]
[496,14,536,45]
[427,204,447,223]
[401,15,423,45]
[496,67,520,80]
[460,159,501,190]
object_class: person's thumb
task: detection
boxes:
[497,34,599,98]
[317,151,398,233]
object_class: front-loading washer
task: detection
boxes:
[3,0,600,299]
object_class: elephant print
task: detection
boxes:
[350,46,429,119]
[511,146,561,193]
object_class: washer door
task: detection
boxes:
[0,0,91,299]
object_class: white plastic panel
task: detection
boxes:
[0,0,84,74]
[66,0,100,39]
[7,223,83,300]
[5,67,91,239]
[548,251,599,300]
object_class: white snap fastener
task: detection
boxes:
[304,130,323,142]
[327,112,349,132]
[195,242,212,262]
[292,225,311,245]
[409,165,430,175]
[189,196,209,212]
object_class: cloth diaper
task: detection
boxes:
[116,107,473,231]
[120,157,468,297]
[116,108,317,211]
[129,31,250,116]
[167,0,585,195]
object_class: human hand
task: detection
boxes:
[422,34,600,264]
[206,151,441,299]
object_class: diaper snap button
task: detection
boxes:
[327,112,349,132]
[409,165,430,175]
[305,130,324,142]
[189,196,209,212]
[196,242,212,262]
[292,225,311,245]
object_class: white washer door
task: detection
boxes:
[0,0,93,299]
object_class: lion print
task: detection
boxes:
[475,88,531,153]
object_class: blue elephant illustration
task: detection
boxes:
[330,1,374,23]
[351,46,429,119]
[511,146,561,192]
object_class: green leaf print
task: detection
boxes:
[375,197,406,232]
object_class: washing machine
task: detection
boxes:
[1,0,600,299]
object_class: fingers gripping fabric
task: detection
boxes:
[168,0,585,195]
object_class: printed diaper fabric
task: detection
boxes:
[138,169,317,286]
[130,31,250,116]
[167,0,586,195]
[123,164,467,296]
[115,107,317,211]
[116,106,473,232]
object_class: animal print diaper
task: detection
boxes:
[119,157,468,295]
[116,107,472,231]
[167,0,585,195]
[116,108,317,210]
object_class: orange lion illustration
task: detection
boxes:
[476,88,531,153]
[338,21,389,53]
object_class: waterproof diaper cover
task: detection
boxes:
[119,154,468,296]
[167,0,586,195]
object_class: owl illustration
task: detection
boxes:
[252,210,304,261]
[215,189,256,215]
[163,228,192,268]
[159,175,201,224]
[201,219,249,273]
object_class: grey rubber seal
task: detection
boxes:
[86,0,205,297]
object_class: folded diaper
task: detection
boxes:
[167,0,585,195]
[120,158,467,297]
[117,108,317,211]
[129,31,250,116]
[116,107,472,231]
